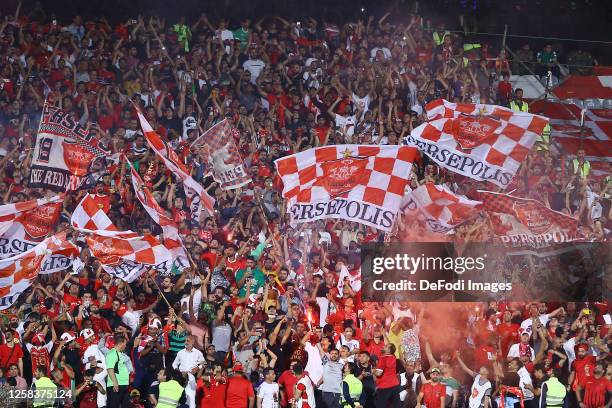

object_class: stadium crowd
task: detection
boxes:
[0,1,610,408]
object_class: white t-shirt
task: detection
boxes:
[370,47,392,60]
[352,92,371,114]
[517,366,534,400]
[334,114,357,138]
[93,370,108,407]
[336,335,360,353]
[468,374,492,408]
[507,343,535,361]
[121,309,143,334]
[519,314,550,334]
[243,59,266,84]
[258,381,280,408]
[304,342,323,385]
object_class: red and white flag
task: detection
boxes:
[403,183,482,233]
[127,159,190,271]
[530,99,611,177]
[480,190,580,249]
[86,232,173,282]
[0,233,77,310]
[406,99,549,188]
[191,119,251,190]
[136,110,215,225]
[29,100,110,192]
[71,193,122,232]
[275,145,418,231]
[0,195,64,255]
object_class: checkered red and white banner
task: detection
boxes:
[275,145,418,231]
[86,231,173,282]
[0,233,77,310]
[127,159,190,272]
[403,183,482,233]
[480,190,581,249]
[136,110,215,225]
[406,99,549,188]
[71,193,120,232]
[191,119,252,190]
[530,99,611,177]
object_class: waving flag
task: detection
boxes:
[406,99,549,188]
[530,99,612,177]
[136,110,215,226]
[191,119,251,190]
[29,101,109,191]
[480,191,580,249]
[0,233,77,310]
[86,232,174,282]
[0,195,64,260]
[127,158,190,272]
[403,183,482,233]
[71,193,121,232]
[275,145,418,231]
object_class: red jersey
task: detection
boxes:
[197,377,227,408]
[474,345,498,369]
[28,344,51,374]
[225,375,254,408]
[0,343,23,370]
[278,369,298,407]
[363,339,385,360]
[572,355,597,390]
[582,376,612,408]
[376,354,399,389]
[497,323,520,357]
[421,382,446,408]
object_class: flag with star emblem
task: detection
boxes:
[275,145,418,231]
[405,99,549,188]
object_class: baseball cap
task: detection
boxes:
[148,318,162,329]
[430,367,441,374]
[130,389,141,398]
[80,328,95,340]
[60,332,76,343]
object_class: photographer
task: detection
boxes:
[75,368,105,408]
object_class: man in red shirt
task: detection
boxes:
[417,367,446,408]
[577,363,612,408]
[570,344,597,394]
[197,365,227,408]
[225,363,255,408]
[0,329,24,375]
[278,361,299,407]
[374,343,400,408]
[497,310,520,357]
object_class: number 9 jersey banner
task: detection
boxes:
[29,101,109,192]
[275,145,418,231]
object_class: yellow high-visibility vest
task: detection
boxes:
[510,100,529,112]
[156,380,184,408]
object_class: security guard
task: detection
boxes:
[539,369,566,408]
[156,368,186,408]
[536,123,551,151]
[572,148,591,179]
[32,365,58,408]
[341,362,364,408]
[510,88,529,112]
[433,23,450,46]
